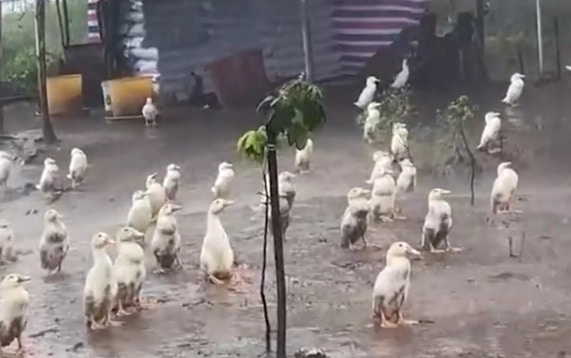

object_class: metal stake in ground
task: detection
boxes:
[266,131,287,358]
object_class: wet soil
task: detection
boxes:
[1,80,571,357]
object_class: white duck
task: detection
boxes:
[294,138,314,174]
[476,112,502,153]
[391,58,409,89]
[372,241,420,328]
[200,198,235,284]
[211,162,235,199]
[113,227,146,316]
[0,274,31,355]
[421,188,460,252]
[83,232,118,330]
[163,163,181,201]
[142,97,158,127]
[396,158,417,193]
[36,158,60,196]
[491,161,520,214]
[0,151,15,187]
[0,223,16,264]
[363,102,381,144]
[126,190,153,239]
[502,73,525,106]
[390,122,409,161]
[367,151,394,185]
[370,169,400,222]
[340,187,371,249]
[39,209,69,275]
[144,173,167,218]
[150,203,182,272]
[354,76,380,109]
[67,147,88,188]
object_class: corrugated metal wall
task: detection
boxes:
[430,0,571,80]
[118,0,343,99]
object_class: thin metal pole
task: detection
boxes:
[0,1,4,133]
[536,0,544,74]
[300,0,314,81]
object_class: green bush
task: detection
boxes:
[1,0,87,95]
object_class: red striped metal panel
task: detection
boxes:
[332,0,429,74]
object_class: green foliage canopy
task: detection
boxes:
[237,78,327,163]
[1,0,88,94]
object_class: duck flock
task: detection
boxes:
[0,66,527,355]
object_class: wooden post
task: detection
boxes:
[35,0,58,143]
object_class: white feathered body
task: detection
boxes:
[39,218,68,272]
[37,162,60,193]
[367,154,394,184]
[355,83,377,109]
[422,199,452,250]
[0,157,12,186]
[396,162,416,193]
[212,168,234,199]
[294,139,313,172]
[478,115,501,149]
[372,257,411,320]
[0,225,15,263]
[114,241,146,307]
[502,78,524,105]
[83,249,115,324]
[163,168,181,201]
[142,102,158,122]
[200,211,234,277]
[68,150,88,187]
[146,182,167,218]
[390,126,409,161]
[391,60,409,89]
[126,196,153,237]
[151,213,182,269]
[370,174,397,217]
[150,211,181,269]
[491,167,518,213]
[0,284,29,347]
[340,197,369,248]
[363,109,381,143]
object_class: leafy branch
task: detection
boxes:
[356,87,414,148]
[236,76,326,358]
[436,95,479,205]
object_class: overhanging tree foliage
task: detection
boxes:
[356,87,414,154]
[237,75,326,358]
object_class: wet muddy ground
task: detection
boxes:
[2,80,571,357]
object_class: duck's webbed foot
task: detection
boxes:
[392,211,407,220]
[445,246,463,253]
[380,316,399,329]
[397,311,419,326]
[116,302,133,317]
[208,274,226,285]
[379,215,393,223]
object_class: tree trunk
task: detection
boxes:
[35,0,58,143]
[265,127,287,358]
